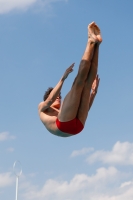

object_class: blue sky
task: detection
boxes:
[0,0,133,199]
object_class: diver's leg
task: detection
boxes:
[77,43,100,125]
[58,22,100,122]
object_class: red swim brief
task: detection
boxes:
[56,118,84,135]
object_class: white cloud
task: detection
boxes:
[18,167,133,200]
[0,0,67,14]
[0,172,14,187]
[0,132,15,141]
[70,147,94,157]
[0,0,37,14]
[120,181,133,188]
[110,181,133,200]
[9,141,133,200]
[22,167,121,200]
[86,141,133,165]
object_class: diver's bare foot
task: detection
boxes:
[93,23,102,43]
[88,22,99,43]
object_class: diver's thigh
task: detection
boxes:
[58,86,83,121]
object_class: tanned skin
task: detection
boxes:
[38,22,102,137]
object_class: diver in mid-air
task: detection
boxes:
[38,21,102,137]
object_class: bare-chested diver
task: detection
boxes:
[38,22,102,137]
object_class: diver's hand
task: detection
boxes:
[62,63,75,81]
[91,74,100,93]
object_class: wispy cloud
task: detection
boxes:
[86,141,133,165]
[6,147,15,152]
[0,132,15,141]
[0,0,37,14]
[70,147,94,157]
[0,172,14,187]
[0,0,67,14]
[120,181,133,188]
[71,141,133,166]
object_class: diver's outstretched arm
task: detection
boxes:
[38,63,74,112]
